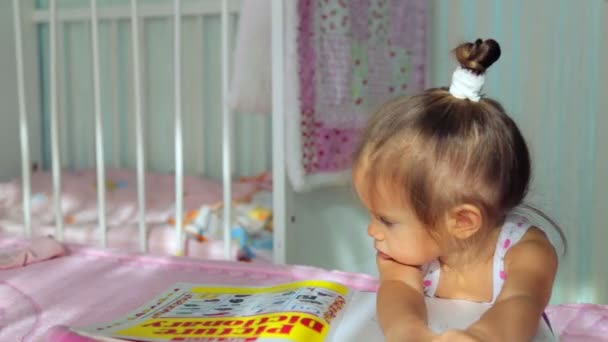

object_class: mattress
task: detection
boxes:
[0,168,268,260]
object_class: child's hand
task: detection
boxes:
[431,329,485,342]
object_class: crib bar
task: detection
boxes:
[57,21,68,165]
[32,1,242,23]
[195,16,205,176]
[90,0,107,248]
[174,0,185,256]
[131,0,148,253]
[49,0,64,241]
[12,0,32,238]
[271,0,286,264]
[111,21,121,168]
[221,0,232,260]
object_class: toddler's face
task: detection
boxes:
[355,177,442,267]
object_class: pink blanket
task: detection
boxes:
[0,168,258,227]
[546,304,608,341]
[0,169,266,260]
[0,236,66,270]
[1,235,606,341]
[0,236,377,341]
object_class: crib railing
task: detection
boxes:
[11,0,286,264]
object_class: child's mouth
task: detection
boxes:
[376,250,392,260]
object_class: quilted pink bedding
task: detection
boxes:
[546,303,608,341]
[0,235,377,341]
[0,235,606,341]
[0,169,258,227]
[0,169,262,259]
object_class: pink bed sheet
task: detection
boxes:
[0,168,266,260]
[0,168,258,227]
[0,236,377,341]
[1,235,606,342]
[546,304,608,341]
[0,222,265,261]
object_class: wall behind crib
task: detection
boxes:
[0,3,23,182]
[0,1,41,182]
[34,0,270,180]
[286,0,608,305]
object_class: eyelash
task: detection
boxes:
[377,216,394,227]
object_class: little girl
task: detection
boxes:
[354,39,564,341]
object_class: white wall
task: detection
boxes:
[286,186,377,275]
[0,0,41,182]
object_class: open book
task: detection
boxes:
[67,280,556,341]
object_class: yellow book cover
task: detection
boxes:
[71,280,351,342]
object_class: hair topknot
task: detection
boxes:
[453,38,501,75]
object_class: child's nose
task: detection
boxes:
[367,224,383,240]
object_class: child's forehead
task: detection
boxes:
[354,170,406,212]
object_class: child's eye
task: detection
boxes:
[377,216,394,227]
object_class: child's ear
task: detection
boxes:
[445,204,483,240]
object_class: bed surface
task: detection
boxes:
[0,169,270,260]
[0,235,377,341]
[0,235,605,341]
[0,168,258,227]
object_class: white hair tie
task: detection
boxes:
[449,66,485,102]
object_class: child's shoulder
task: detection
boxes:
[498,225,558,305]
[505,225,558,270]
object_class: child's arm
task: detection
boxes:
[376,256,436,342]
[465,229,558,342]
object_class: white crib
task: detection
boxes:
[8,0,287,264]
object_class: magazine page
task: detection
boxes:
[73,280,351,342]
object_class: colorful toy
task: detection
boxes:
[231,226,255,262]
[93,179,127,191]
[116,180,128,189]
[31,193,48,205]
[251,231,273,250]
[167,188,273,261]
